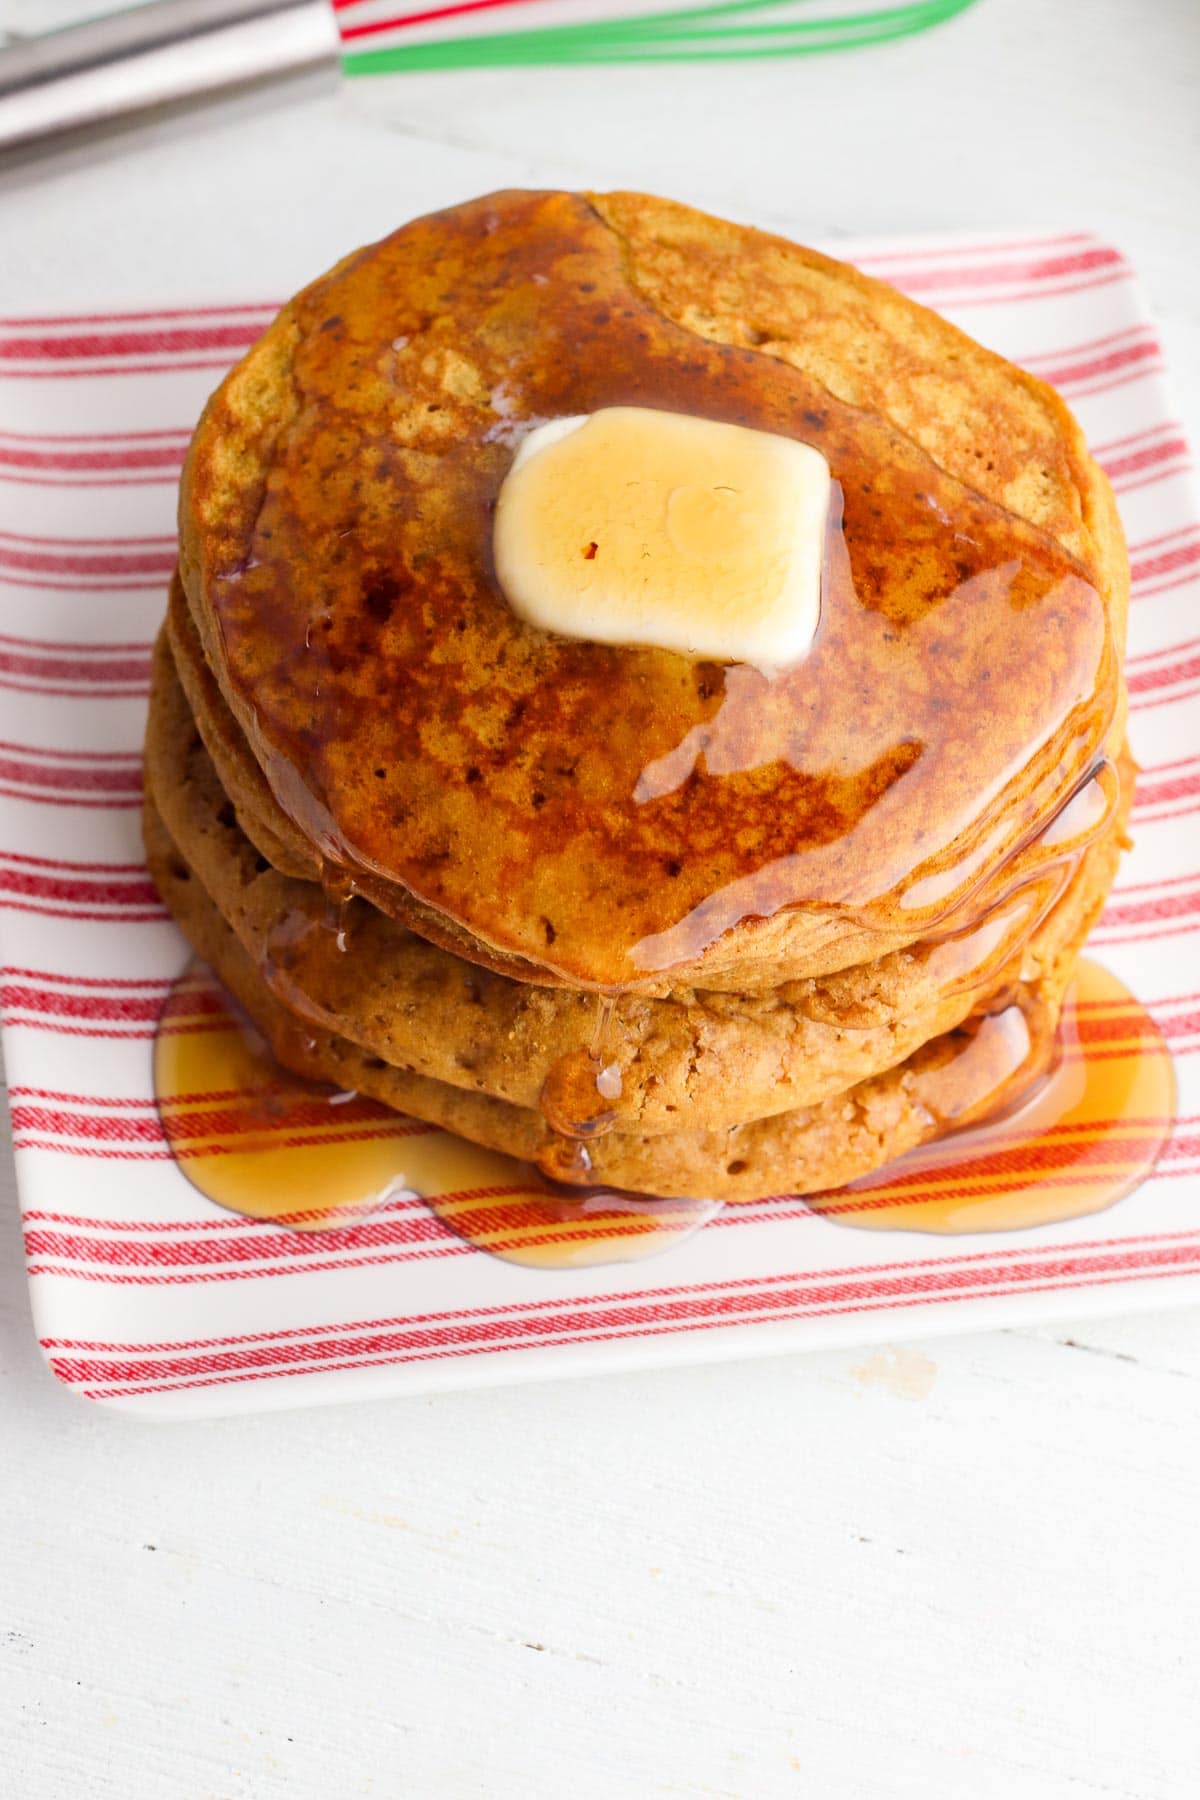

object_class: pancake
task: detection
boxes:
[177,189,1128,994]
[144,789,1113,1202]
[147,188,1134,1209]
[167,564,1128,1000]
[148,626,1130,1137]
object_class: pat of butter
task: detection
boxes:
[493,406,829,666]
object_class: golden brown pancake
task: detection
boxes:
[147,189,1134,1205]
[144,789,1117,1202]
[166,566,1127,998]
[178,190,1127,993]
[148,626,1129,1139]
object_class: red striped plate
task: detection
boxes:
[2,228,1198,1417]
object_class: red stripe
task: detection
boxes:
[0,426,194,441]
[1131,573,1200,604]
[1127,652,1200,697]
[0,785,141,810]
[1108,867,1200,896]
[1023,324,1152,365]
[1125,638,1200,668]
[0,305,276,328]
[0,679,148,698]
[0,575,166,593]
[3,978,165,1000]
[25,1176,1199,1291]
[1125,524,1199,552]
[41,1244,1200,1395]
[1,358,247,381]
[922,271,1132,311]
[48,1217,1200,1351]
[1092,420,1182,453]
[19,1138,1197,1251]
[0,529,177,545]
[0,474,180,490]
[1101,438,1190,485]
[23,1191,1200,1288]
[51,1241,1200,1383]
[0,874,159,900]
[0,443,186,474]
[14,1078,404,1111]
[0,864,158,903]
[15,1108,422,1157]
[0,649,150,681]
[67,1262,1200,1399]
[19,1086,409,1136]
[1131,753,1200,776]
[0,906,166,925]
[871,246,1126,295]
[1130,540,1200,588]
[1136,809,1200,828]
[0,544,174,578]
[0,850,149,870]
[23,1207,460,1267]
[1103,436,1189,477]
[852,233,1093,268]
[0,630,152,652]
[5,1019,156,1039]
[31,1262,1191,1395]
[0,736,140,760]
[1097,880,1200,924]
[0,324,263,362]
[1092,929,1200,953]
[1035,338,1162,391]
[1112,464,1194,499]
[1055,367,1168,406]
[1,986,164,1022]
[1128,681,1200,715]
[0,754,141,794]
[1134,770,1200,812]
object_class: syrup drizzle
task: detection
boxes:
[538,993,623,1140]
[808,960,1176,1234]
[154,958,1174,1259]
[154,962,719,1266]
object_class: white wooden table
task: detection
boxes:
[2,2,1199,1793]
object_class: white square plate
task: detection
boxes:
[2,227,1197,1416]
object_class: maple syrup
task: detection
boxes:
[807,960,1175,1234]
[155,956,1173,1260]
[537,995,626,1139]
[154,962,720,1265]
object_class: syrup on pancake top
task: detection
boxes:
[178,190,1126,993]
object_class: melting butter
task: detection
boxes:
[493,406,829,666]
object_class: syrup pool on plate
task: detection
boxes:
[153,962,721,1265]
[154,958,1174,1258]
[806,960,1176,1235]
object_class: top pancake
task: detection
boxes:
[179,190,1127,991]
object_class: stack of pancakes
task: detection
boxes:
[144,190,1131,1202]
